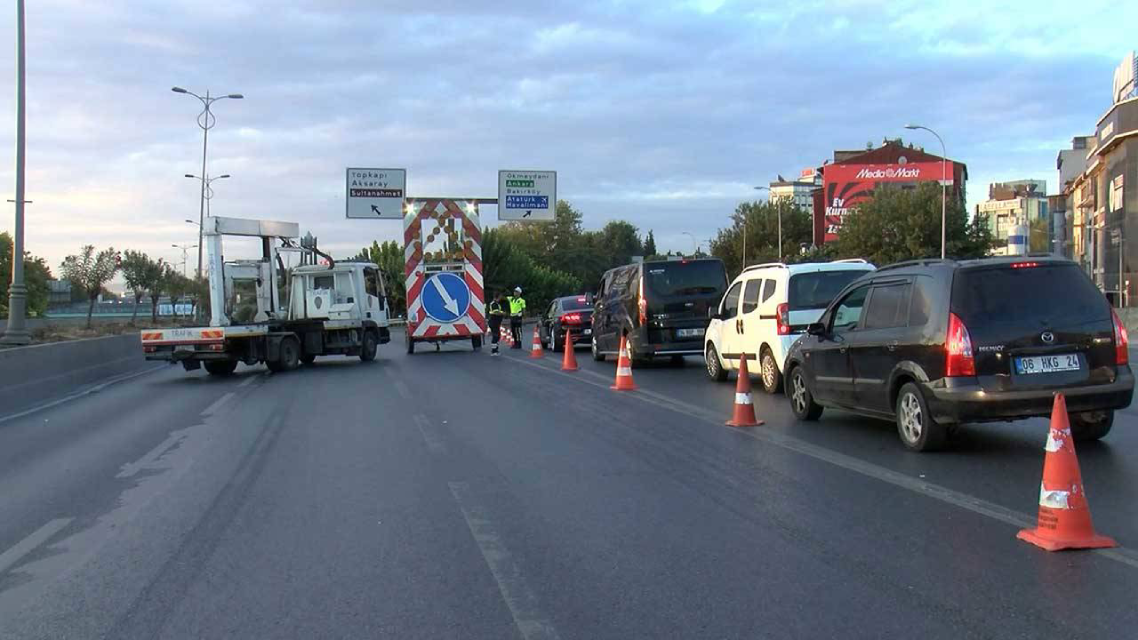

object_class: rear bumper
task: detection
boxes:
[145,351,232,362]
[925,368,1135,423]
[632,337,705,357]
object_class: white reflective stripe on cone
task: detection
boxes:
[735,393,752,405]
[1039,482,1072,509]
[617,367,632,377]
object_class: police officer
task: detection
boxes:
[508,286,526,348]
[487,291,507,355]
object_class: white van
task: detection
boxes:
[704,259,875,392]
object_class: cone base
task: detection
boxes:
[1017,528,1118,551]
[529,351,544,359]
[611,383,638,391]
[726,418,764,427]
[561,364,579,371]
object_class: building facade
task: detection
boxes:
[768,168,820,211]
[975,180,1049,255]
[811,140,966,245]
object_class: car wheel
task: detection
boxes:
[592,335,605,361]
[788,365,823,420]
[895,382,946,452]
[1070,410,1113,442]
[705,343,728,382]
[204,360,238,376]
[759,347,783,394]
[360,330,378,361]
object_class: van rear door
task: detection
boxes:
[642,260,728,342]
[951,262,1115,392]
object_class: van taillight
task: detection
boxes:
[1112,309,1129,366]
[638,277,647,326]
[945,312,976,377]
[776,303,790,335]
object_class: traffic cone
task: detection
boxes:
[501,325,512,347]
[529,326,545,359]
[1017,394,1116,551]
[611,335,638,391]
[561,329,579,371]
[726,354,763,427]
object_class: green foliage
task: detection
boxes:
[60,245,119,328]
[163,266,193,318]
[354,240,407,314]
[643,230,657,258]
[710,200,813,279]
[0,231,52,317]
[835,182,995,265]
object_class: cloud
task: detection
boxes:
[0,0,1134,272]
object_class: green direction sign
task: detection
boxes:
[505,179,534,188]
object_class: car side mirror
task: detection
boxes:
[708,308,723,321]
[807,322,826,337]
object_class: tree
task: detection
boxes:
[355,240,407,315]
[598,221,643,269]
[644,230,658,258]
[120,250,153,325]
[0,231,52,317]
[59,245,119,328]
[835,182,995,265]
[165,268,191,318]
[145,259,168,322]
[710,200,813,279]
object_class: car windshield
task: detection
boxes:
[789,270,872,310]
[952,263,1107,325]
[645,261,726,297]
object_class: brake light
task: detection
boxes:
[638,277,647,326]
[1112,308,1129,366]
[776,303,790,336]
[945,312,976,377]
[562,313,582,325]
[1010,261,1040,269]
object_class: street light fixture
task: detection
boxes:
[904,124,948,259]
[172,86,243,281]
[185,173,231,221]
[171,243,198,278]
[754,185,783,262]
[680,231,697,256]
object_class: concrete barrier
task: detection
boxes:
[0,333,155,417]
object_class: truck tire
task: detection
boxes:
[406,336,415,355]
[472,335,483,351]
[268,337,300,373]
[360,330,378,362]
[204,360,238,376]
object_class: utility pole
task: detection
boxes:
[2,0,31,345]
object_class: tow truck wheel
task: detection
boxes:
[204,360,238,376]
[268,337,300,372]
[360,330,378,362]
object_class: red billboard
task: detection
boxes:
[820,162,950,242]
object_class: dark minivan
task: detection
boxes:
[785,256,1134,451]
[592,258,728,364]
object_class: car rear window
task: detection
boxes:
[561,297,591,311]
[645,260,727,298]
[951,263,1107,325]
[788,269,872,311]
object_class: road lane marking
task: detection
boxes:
[448,482,562,640]
[201,392,235,417]
[394,380,412,400]
[0,518,73,575]
[413,414,447,454]
[116,429,190,478]
[507,353,1138,571]
[237,374,260,388]
[0,365,167,426]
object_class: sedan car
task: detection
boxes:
[539,295,593,351]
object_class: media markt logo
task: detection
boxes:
[855,166,921,180]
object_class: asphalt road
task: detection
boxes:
[2,329,1137,639]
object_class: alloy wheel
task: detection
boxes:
[792,372,808,414]
[899,392,923,444]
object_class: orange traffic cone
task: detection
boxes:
[501,325,512,347]
[1017,393,1116,551]
[529,326,545,359]
[562,329,579,371]
[726,354,763,427]
[611,335,638,391]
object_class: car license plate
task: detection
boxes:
[676,328,704,338]
[1015,354,1079,375]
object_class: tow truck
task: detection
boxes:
[141,216,391,375]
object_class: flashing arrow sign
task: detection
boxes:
[431,275,460,316]
[421,272,471,323]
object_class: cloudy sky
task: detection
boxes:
[0,0,1135,273]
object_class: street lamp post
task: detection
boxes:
[905,124,948,259]
[754,186,782,262]
[171,87,242,281]
[172,243,197,278]
[185,173,230,233]
[2,0,31,345]
[680,231,697,256]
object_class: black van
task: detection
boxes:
[785,256,1134,451]
[591,258,728,364]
